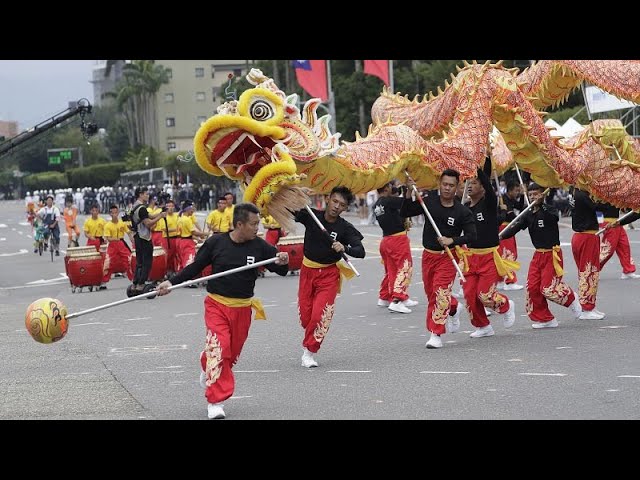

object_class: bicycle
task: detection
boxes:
[34,223,47,256]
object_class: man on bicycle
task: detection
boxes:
[37,195,61,256]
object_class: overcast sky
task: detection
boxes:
[0,60,94,131]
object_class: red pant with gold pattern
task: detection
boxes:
[571,232,600,312]
[379,234,413,303]
[422,250,459,335]
[298,264,339,353]
[600,224,636,274]
[498,223,519,285]
[526,249,575,323]
[462,252,510,328]
[199,296,252,404]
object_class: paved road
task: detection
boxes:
[1,200,639,419]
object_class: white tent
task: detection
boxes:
[560,118,584,137]
[544,118,563,137]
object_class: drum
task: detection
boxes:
[276,235,304,272]
[65,252,104,290]
[66,246,98,257]
[127,246,168,282]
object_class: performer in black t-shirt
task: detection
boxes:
[293,186,365,368]
[373,182,418,313]
[157,203,289,419]
[462,158,517,338]
[401,169,476,349]
[501,183,582,327]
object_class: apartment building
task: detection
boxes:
[156,60,252,153]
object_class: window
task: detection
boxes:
[196,91,206,102]
[195,67,204,78]
[212,87,217,102]
[166,68,173,79]
[211,64,216,79]
[167,142,177,150]
[164,93,174,103]
[166,117,175,127]
[197,116,208,125]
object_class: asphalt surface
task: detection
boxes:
[1,200,639,420]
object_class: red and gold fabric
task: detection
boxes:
[421,249,458,336]
[378,232,412,303]
[498,222,519,284]
[599,221,636,274]
[526,247,575,323]
[571,232,601,312]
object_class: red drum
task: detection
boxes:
[65,251,104,292]
[127,246,168,282]
[276,235,304,272]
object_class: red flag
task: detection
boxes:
[292,60,328,101]
[364,60,390,86]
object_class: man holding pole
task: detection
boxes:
[500,183,582,327]
[292,186,365,368]
[156,203,290,419]
[401,169,476,349]
[462,158,517,339]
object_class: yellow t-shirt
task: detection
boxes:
[148,206,165,232]
[206,210,230,233]
[225,205,234,230]
[163,213,180,238]
[84,217,106,238]
[104,219,129,240]
[177,215,195,238]
[261,214,281,229]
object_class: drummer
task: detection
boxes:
[176,201,207,272]
[161,199,181,276]
[83,203,106,252]
[101,204,132,289]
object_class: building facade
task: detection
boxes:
[0,120,19,139]
[155,60,252,153]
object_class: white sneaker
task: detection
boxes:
[485,308,493,316]
[620,272,640,279]
[568,298,582,319]
[496,281,506,290]
[503,283,524,291]
[503,300,516,328]
[301,348,318,368]
[447,308,460,333]
[470,325,495,338]
[207,402,226,419]
[532,319,559,329]
[388,301,412,314]
[579,310,605,320]
[377,298,390,307]
[425,332,443,349]
[403,298,419,307]
[593,309,606,317]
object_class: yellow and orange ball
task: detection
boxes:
[25,298,69,344]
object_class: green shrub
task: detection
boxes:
[24,172,69,190]
[67,162,127,188]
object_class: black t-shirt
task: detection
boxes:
[498,193,525,224]
[169,233,288,298]
[501,203,560,249]
[599,202,619,219]
[465,163,500,248]
[571,189,599,232]
[400,191,476,251]
[373,195,406,236]
[294,208,365,264]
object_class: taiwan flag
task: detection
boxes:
[364,60,390,86]
[292,60,328,101]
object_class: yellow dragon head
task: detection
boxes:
[194,68,340,220]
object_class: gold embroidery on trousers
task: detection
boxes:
[393,259,412,296]
[204,330,223,387]
[578,261,599,305]
[524,282,533,316]
[542,276,572,306]
[478,283,506,310]
[502,247,516,262]
[313,303,335,343]
[599,239,612,264]
[431,281,453,325]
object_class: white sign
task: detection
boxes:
[585,86,637,114]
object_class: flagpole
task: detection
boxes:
[389,60,394,92]
[326,60,336,132]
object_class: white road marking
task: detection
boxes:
[158,366,183,369]
[109,344,187,355]
[139,370,185,374]
[0,224,7,228]
[352,292,368,295]
[122,316,152,322]
[519,372,567,376]
[234,370,280,373]
[0,249,28,257]
[328,370,372,373]
[17,231,22,235]
[556,346,573,349]
[508,359,523,362]
[599,326,627,329]
[618,375,640,378]
[230,395,253,399]
[0,237,5,241]
[26,235,32,239]
[262,304,278,307]
[19,222,31,226]
[74,322,110,327]
[174,312,198,317]
[487,388,498,392]
[606,389,620,392]
[420,371,470,374]
[125,334,151,337]
[26,274,69,285]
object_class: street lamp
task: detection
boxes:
[144,156,149,167]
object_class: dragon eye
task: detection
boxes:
[250,99,275,121]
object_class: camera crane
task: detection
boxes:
[0,98,98,159]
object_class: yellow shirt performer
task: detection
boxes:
[83,204,106,252]
[205,196,231,235]
[101,204,132,288]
